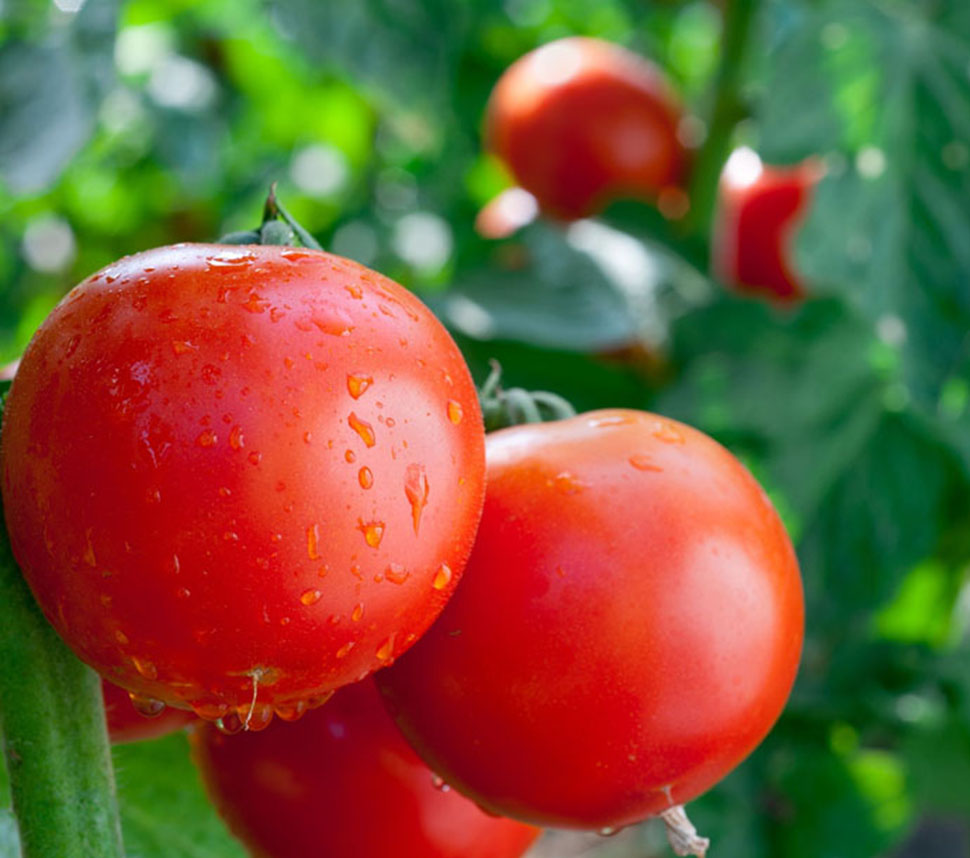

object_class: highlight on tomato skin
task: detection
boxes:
[712,147,824,302]
[377,409,804,832]
[102,678,196,744]
[189,678,542,858]
[482,37,688,226]
[0,242,486,725]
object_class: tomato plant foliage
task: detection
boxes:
[2,0,970,857]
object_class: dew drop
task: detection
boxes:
[357,519,385,549]
[82,529,97,567]
[192,702,230,722]
[348,412,376,447]
[351,603,364,622]
[358,466,374,489]
[114,630,129,645]
[241,703,275,732]
[347,374,374,399]
[432,563,453,591]
[337,641,355,659]
[306,691,335,709]
[216,712,245,735]
[128,693,166,718]
[176,587,191,600]
[345,283,363,299]
[384,563,409,585]
[229,425,245,450]
[345,449,357,463]
[376,637,395,662]
[652,421,685,444]
[629,454,662,472]
[548,471,585,494]
[404,464,430,535]
[447,400,463,425]
[431,774,450,792]
[241,292,269,314]
[171,340,198,355]
[300,588,322,606]
[248,451,262,466]
[132,657,158,680]
[196,429,218,448]
[274,700,308,722]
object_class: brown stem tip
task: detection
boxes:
[660,805,710,858]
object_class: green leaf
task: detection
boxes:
[114,732,246,858]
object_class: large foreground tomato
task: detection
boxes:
[191,678,541,858]
[713,147,822,302]
[1,243,485,725]
[485,37,687,222]
[378,410,803,831]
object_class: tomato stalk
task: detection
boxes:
[686,0,759,240]
[478,361,576,432]
[0,400,125,858]
[220,182,324,250]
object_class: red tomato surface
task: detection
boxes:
[102,678,195,744]
[1,243,485,725]
[713,147,822,302]
[485,37,687,222]
[378,409,804,830]
[190,678,541,858]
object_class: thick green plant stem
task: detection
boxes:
[687,0,759,240]
[0,502,125,858]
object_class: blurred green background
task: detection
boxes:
[3,0,970,856]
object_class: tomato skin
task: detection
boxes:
[1,243,485,720]
[378,409,803,830]
[485,37,687,221]
[713,148,822,302]
[190,678,541,858]
[102,679,195,744]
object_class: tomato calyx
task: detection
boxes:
[219,183,323,251]
[478,360,576,432]
[661,806,709,858]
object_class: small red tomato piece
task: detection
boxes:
[484,37,687,222]
[190,678,541,858]
[713,147,823,302]
[378,409,803,830]
[1,243,485,722]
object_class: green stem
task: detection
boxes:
[0,469,124,854]
[479,361,577,432]
[686,0,759,244]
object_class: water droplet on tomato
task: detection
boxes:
[196,429,217,448]
[384,563,409,585]
[274,700,308,722]
[132,657,158,680]
[128,693,166,718]
[306,525,321,560]
[207,252,257,268]
[431,774,450,792]
[629,454,662,472]
[548,471,586,494]
[216,712,244,735]
[345,449,357,463]
[447,400,464,425]
[598,827,618,837]
[357,519,384,549]
[306,691,335,710]
[358,467,374,489]
[229,425,244,450]
[351,603,364,622]
[347,374,373,399]
[344,283,363,299]
[83,529,97,567]
[376,637,395,662]
[404,464,430,535]
[241,292,269,314]
[176,587,191,600]
[239,703,274,732]
[248,451,262,466]
[192,702,230,722]
[652,421,685,444]
[115,630,129,645]
[348,412,376,447]
[300,588,321,606]
[337,641,355,659]
[432,564,453,591]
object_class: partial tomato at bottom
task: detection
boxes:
[378,410,804,832]
[190,678,541,858]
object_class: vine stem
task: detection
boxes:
[0,495,125,857]
[661,805,710,857]
[686,0,760,244]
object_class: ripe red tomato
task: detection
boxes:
[484,37,688,222]
[378,409,803,831]
[712,147,822,302]
[102,678,195,744]
[1,243,485,727]
[190,678,541,858]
